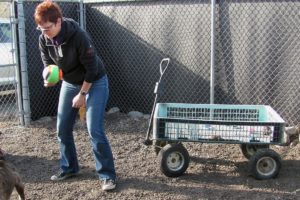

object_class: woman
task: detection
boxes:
[34,1,116,191]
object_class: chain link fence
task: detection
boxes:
[214,1,300,126]
[0,1,18,123]
[86,0,300,125]
[86,1,212,115]
[0,0,299,126]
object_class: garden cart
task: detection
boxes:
[144,58,286,180]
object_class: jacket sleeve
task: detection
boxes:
[38,35,55,67]
[76,30,101,83]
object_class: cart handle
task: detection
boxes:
[143,57,170,146]
[160,58,170,76]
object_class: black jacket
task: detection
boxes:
[39,18,106,85]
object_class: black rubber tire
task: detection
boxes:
[153,140,182,155]
[240,144,270,160]
[158,143,189,177]
[249,149,281,180]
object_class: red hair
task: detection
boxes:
[34,1,62,24]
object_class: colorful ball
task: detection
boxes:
[42,65,63,84]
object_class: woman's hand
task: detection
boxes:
[73,81,91,108]
[72,93,86,108]
[44,80,57,87]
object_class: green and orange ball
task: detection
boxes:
[42,65,63,84]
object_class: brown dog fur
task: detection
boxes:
[0,132,4,160]
[0,160,25,200]
[0,148,5,160]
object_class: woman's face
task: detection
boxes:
[37,18,62,39]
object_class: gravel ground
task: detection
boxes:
[0,112,299,200]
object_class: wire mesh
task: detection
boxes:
[85,0,299,126]
[166,107,261,121]
[0,1,18,122]
[214,1,300,125]
[160,121,279,143]
[86,0,212,114]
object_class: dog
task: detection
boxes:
[0,148,5,160]
[0,160,25,200]
[285,124,300,146]
[0,131,4,160]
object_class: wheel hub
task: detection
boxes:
[167,152,184,171]
[256,156,276,176]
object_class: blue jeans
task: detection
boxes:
[57,75,116,180]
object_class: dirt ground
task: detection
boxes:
[0,112,299,200]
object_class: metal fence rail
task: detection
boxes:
[0,0,299,126]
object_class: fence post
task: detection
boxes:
[210,0,216,105]
[10,0,24,125]
[17,0,31,126]
[79,0,85,30]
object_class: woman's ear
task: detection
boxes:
[57,18,62,26]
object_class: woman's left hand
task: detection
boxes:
[72,93,86,108]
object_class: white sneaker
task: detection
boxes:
[50,170,78,181]
[101,179,116,191]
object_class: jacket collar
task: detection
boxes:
[52,20,66,46]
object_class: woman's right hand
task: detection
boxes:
[44,80,57,87]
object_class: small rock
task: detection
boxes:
[143,114,151,119]
[36,116,53,124]
[107,107,120,114]
[128,111,144,119]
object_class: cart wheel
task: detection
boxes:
[153,140,183,155]
[240,144,269,159]
[249,149,281,180]
[153,140,167,155]
[158,143,189,177]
